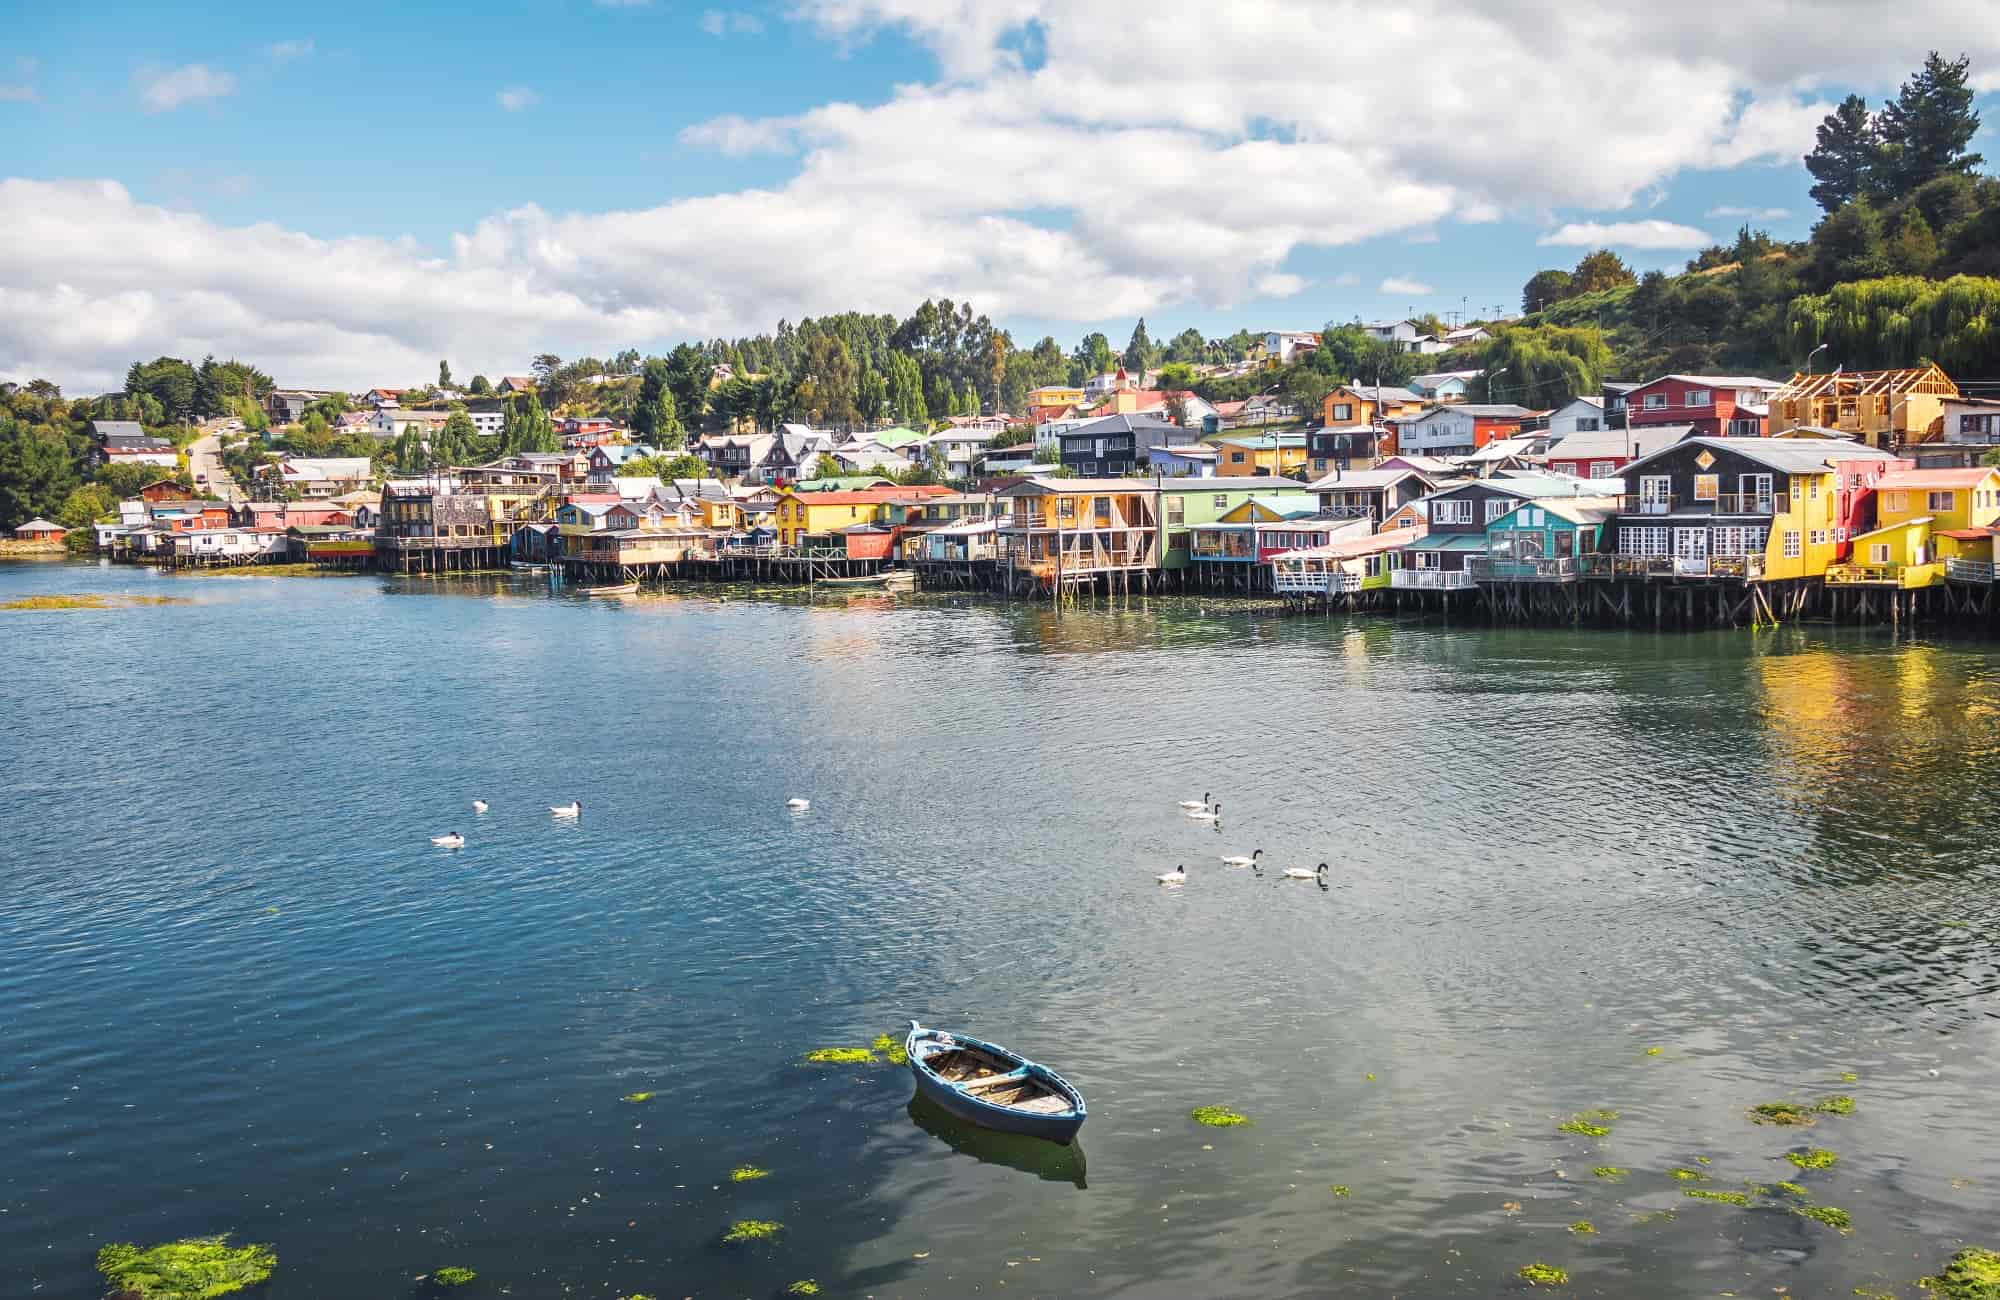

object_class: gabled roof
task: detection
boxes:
[1547,424,1698,460]
[1155,475,1302,494]
[1875,468,1998,490]
[1304,467,1433,493]
[1637,374,1785,390]
[1336,384,1423,405]
[14,517,62,531]
[1625,435,1901,477]
[1852,515,1936,540]
[91,419,145,439]
[1059,412,1184,437]
[998,477,1162,496]
[1493,497,1619,527]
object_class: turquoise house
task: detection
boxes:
[1481,499,1615,580]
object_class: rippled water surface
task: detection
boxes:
[5,560,2000,1299]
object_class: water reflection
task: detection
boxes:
[905,1093,1089,1188]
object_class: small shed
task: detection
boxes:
[839,522,896,561]
[13,518,66,542]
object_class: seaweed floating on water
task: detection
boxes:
[723,1220,783,1243]
[1839,1071,1859,1083]
[1772,1181,1809,1198]
[1645,1047,1663,1056]
[803,1047,876,1065]
[622,1091,655,1104]
[786,1283,821,1296]
[731,1165,770,1182]
[1569,1220,1596,1235]
[1787,1148,1838,1171]
[1668,1168,1707,1182]
[1517,1262,1569,1286]
[1590,1166,1628,1181]
[1919,1246,2000,1298]
[1558,1117,1611,1138]
[1682,1188,1752,1206]
[1796,1205,1852,1232]
[1816,1094,1855,1116]
[4,593,189,611]
[1330,1185,1352,1198]
[1749,1101,1817,1126]
[96,1234,276,1299]
[430,1267,477,1288]
[871,1034,908,1066]
[1191,1105,1249,1128]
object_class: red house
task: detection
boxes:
[1624,375,1784,438]
[139,479,194,504]
[13,518,66,542]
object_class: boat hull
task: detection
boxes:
[904,1022,1086,1145]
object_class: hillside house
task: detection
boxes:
[1624,375,1783,439]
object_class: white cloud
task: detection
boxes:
[496,86,539,112]
[1255,272,1307,298]
[266,39,315,59]
[1380,276,1433,296]
[1538,219,1713,249]
[1706,204,1791,220]
[677,113,797,155]
[135,64,235,113]
[699,9,766,35]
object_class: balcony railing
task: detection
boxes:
[1468,555,1584,582]
[1578,552,1766,579]
[1945,557,1996,583]
[1826,563,1904,585]
[1618,493,1778,516]
[1390,569,1476,590]
[1272,570,1363,594]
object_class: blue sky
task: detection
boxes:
[3,1,1996,389]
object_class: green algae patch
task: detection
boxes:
[1330,1185,1352,1198]
[1840,1071,1859,1082]
[1569,1220,1596,1235]
[1683,1188,1752,1206]
[1919,1246,2000,1298]
[1557,1117,1611,1137]
[1191,1105,1249,1128]
[96,1234,276,1299]
[5,593,190,612]
[730,1165,769,1182]
[1518,1262,1569,1286]
[430,1267,477,1287]
[1787,1148,1838,1171]
[1773,1181,1809,1198]
[786,1284,822,1297]
[1668,1168,1707,1182]
[803,1047,876,1065]
[1816,1094,1855,1116]
[621,1091,655,1104]
[1749,1101,1817,1127]
[1591,1166,1628,1181]
[1645,1046,1663,1056]
[1797,1205,1852,1232]
[871,1034,909,1066]
[722,1219,783,1244]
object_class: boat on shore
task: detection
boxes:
[581,581,639,597]
[817,572,889,588]
[903,1021,1086,1145]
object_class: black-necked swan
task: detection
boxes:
[1156,864,1188,885]
[1177,791,1212,811]
[1185,802,1221,822]
[1283,862,1329,880]
[550,801,582,819]
[1221,848,1262,868]
[431,832,465,848]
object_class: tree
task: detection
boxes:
[1157,361,1199,391]
[1887,209,1940,275]
[887,353,928,427]
[1569,250,1635,296]
[1070,332,1115,384]
[663,344,711,430]
[1475,323,1612,405]
[1806,95,1883,214]
[1282,366,1335,422]
[1122,318,1156,384]
[633,359,683,447]
[1521,269,1575,314]
[468,374,492,396]
[1164,327,1208,364]
[438,407,478,464]
[438,360,454,389]
[56,482,118,531]
[124,357,198,423]
[1877,52,1984,197]
[507,393,558,454]
[0,416,79,531]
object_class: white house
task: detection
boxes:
[1544,395,1607,437]
[265,456,375,497]
[921,427,998,480]
[1391,407,1484,457]
[1034,415,1097,450]
[1263,331,1321,365]
[1410,371,1481,402]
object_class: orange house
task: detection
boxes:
[1322,384,1426,429]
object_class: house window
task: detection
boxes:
[1415,550,1439,570]
[1885,491,1906,513]
[1230,451,1246,464]
[1643,393,1668,410]
[1576,418,1602,431]
[1693,474,1718,501]
[1810,529,1827,545]
[1058,498,1076,520]
[1213,496,1228,509]
[1784,530,1802,558]
[1589,462,1617,479]
[1166,497,1185,526]
[1790,483,1802,504]
[1080,461,1097,476]
[1431,499,1473,525]
[1397,515,1415,528]
[1093,497,1111,527]
[1928,491,1955,511]
[1333,403,1353,421]
[1364,554,1383,577]
[1870,542,1891,563]
[1619,526,1670,555]
[1485,498,1513,523]
[1684,389,1712,407]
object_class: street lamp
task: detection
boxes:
[1485,366,1509,402]
[1806,343,1830,376]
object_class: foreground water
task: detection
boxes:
[4,560,2000,1298]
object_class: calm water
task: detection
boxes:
[4,560,2000,1299]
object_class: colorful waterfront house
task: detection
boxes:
[1623,375,1783,439]
[790,475,895,493]
[1832,466,2000,587]
[1209,431,1309,477]
[1273,525,1427,597]
[837,521,896,561]
[1305,425,1390,479]
[139,479,194,504]
[1189,498,1365,574]
[554,499,617,558]
[12,518,65,542]
[1394,475,1619,590]
[1603,436,1901,580]
[1156,477,1311,571]
[1306,466,1436,526]
[1148,444,1220,477]
[922,518,999,564]
[994,477,1161,587]
[1388,404,1537,457]
[773,484,952,547]
[1321,384,1425,430]
[1475,498,1617,583]
[1544,423,1698,481]
[1765,364,1958,452]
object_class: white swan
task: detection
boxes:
[1283,862,1330,880]
[471,800,489,813]
[1185,802,1221,822]
[431,832,465,848]
[550,801,582,819]
[1177,791,1213,811]
[786,798,810,812]
[1221,848,1263,868]
[1156,864,1188,885]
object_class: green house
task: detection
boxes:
[869,426,927,450]
[1157,477,1311,570]
[1481,498,1615,580]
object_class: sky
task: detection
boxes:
[3,0,1999,393]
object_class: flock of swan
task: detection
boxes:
[428,800,582,848]
[1158,794,1330,887]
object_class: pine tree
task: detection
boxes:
[1805,95,1881,214]
[1877,51,1984,196]
[1122,318,1154,384]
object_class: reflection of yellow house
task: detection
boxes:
[1833,467,2000,586]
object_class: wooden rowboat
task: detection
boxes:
[816,572,889,588]
[581,581,638,597]
[904,1021,1086,1145]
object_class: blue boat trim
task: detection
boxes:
[903,1020,1088,1145]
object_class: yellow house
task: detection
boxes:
[1833,466,2000,586]
[1766,364,1959,450]
[698,496,742,532]
[1209,432,1309,477]
[774,487,887,547]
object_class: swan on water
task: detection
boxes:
[1283,862,1330,880]
[1156,864,1188,885]
[786,798,810,812]
[550,801,582,818]
[1177,791,1212,811]
[1221,848,1263,868]
[431,832,465,848]
[1185,802,1221,822]
[472,800,489,813]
